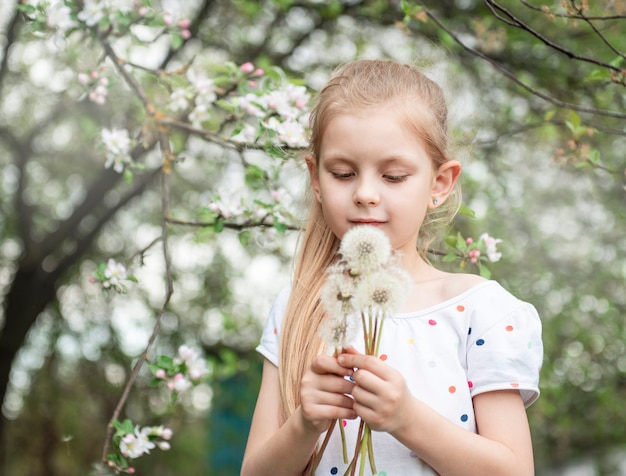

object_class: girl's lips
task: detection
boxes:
[350,220,386,225]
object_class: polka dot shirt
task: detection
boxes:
[257,281,543,475]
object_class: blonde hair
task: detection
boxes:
[278,59,461,421]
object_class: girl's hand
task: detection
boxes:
[337,347,416,434]
[299,354,357,433]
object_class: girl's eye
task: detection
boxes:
[384,174,408,183]
[331,172,354,180]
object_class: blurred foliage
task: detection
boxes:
[0,0,625,475]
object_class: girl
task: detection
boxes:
[241,60,543,476]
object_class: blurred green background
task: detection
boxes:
[0,1,624,475]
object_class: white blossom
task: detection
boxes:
[479,233,503,262]
[231,124,258,144]
[119,427,155,459]
[101,128,132,173]
[168,88,189,112]
[103,258,127,291]
[46,3,76,33]
[77,0,107,26]
[188,104,210,128]
[192,78,217,105]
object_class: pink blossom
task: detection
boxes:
[240,62,255,74]
[90,70,99,79]
[181,29,191,40]
[163,14,173,25]
[178,18,191,29]
[155,369,166,379]
[138,7,148,16]
[254,68,264,77]
[466,237,473,245]
[78,73,90,85]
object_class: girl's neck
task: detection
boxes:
[400,251,441,284]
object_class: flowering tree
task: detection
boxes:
[0,0,624,474]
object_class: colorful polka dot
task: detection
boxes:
[460,414,469,422]
[456,305,465,312]
[448,385,457,394]
[468,380,473,388]
[468,327,472,335]
[330,468,338,475]
[428,319,437,326]
[379,354,388,361]
[273,327,277,335]
[476,339,485,346]
[510,382,520,388]
[342,419,347,427]
[407,337,414,345]
[428,360,437,368]
[505,325,514,332]
[378,472,388,476]
[409,451,417,458]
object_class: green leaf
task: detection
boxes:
[238,230,252,247]
[478,263,492,279]
[245,164,266,189]
[444,234,458,247]
[156,355,175,370]
[171,33,184,50]
[16,4,37,15]
[458,203,476,218]
[442,253,458,262]
[455,233,466,250]
[213,217,225,233]
[123,169,133,184]
[273,217,287,234]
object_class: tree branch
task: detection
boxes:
[413,1,626,119]
[0,2,22,101]
[484,0,624,70]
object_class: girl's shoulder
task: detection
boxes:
[401,271,487,313]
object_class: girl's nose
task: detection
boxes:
[353,178,380,206]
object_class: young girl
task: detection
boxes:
[241,59,543,476]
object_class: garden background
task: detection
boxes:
[0,1,624,475]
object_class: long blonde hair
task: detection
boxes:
[278,59,461,421]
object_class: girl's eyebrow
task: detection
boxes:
[322,155,416,167]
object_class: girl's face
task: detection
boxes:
[309,109,455,260]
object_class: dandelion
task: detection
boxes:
[312,226,410,475]
[338,226,392,274]
[355,269,410,316]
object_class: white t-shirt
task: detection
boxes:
[257,280,543,475]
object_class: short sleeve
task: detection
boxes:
[467,300,543,407]
[256,284,291,367]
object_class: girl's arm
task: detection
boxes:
[241,357,356,476]
[338,352,534,476]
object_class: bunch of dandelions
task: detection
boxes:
[311,226,411,476]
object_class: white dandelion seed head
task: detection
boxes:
[339,226,392,273]
[355,268,411,314]
[318,314,357,349]
[321,272,356,318]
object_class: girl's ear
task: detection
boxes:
[430,160,462,208]
[306,154,322,202]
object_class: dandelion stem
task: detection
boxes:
[366,425,377,474]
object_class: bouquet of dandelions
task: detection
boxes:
[309,226,411,476]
